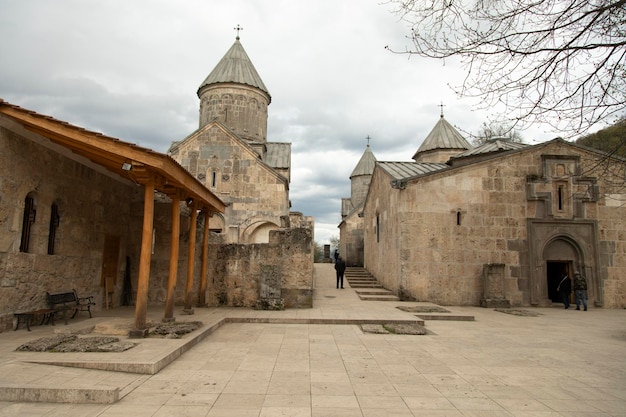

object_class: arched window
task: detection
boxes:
[376,213,380,243]
[20,194,36,253]
[48,202,60,255]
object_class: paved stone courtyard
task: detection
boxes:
[0,263,625,416]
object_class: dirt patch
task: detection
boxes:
[16,335,136,352]
[396,305,450,313]
[384,323,428,335]
[93,319,158,336]
[151,321,203,338]
[361,322,428,335]
[495,308,542,317]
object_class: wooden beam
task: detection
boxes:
[198,210,210,307]
[131,178,155,337]
[163,193,181,321]
[183,201,198,313]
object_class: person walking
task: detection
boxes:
[335,256,346,289]
[573,271,588,311]
[557,272,572,309]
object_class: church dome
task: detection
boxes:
[197,36,271,142]
[350,144,376,178]
[413,115,471,156]
[197,38,270,101]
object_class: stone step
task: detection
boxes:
[358,294,400,302]
[0,385,119,404]
[415,314,475,321]
[355,288,399,301]
[355,289,392,296]
[349,283,383,288]
[344,268,396,296]
[347,279,380,285]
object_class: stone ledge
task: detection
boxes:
[0,385,119,404]
[416,314,475,321]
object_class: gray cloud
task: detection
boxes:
[0,0,558,244]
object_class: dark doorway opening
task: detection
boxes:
[547,261,572,302]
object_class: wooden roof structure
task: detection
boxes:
[0,98,225,214]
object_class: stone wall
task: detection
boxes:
[205,227,314,308]
[339,211,364,267]
[198,85,269,143]
[169,124,289,243]
[0,126,140,330]
[363,141,626,307]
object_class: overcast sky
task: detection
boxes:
[0,0,561,244]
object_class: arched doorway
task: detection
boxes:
[528,220,599,307]
[241,220,280,243]
[543,237,581,305]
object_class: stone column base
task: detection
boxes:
[128,328,150,338]
[480,298,511,308]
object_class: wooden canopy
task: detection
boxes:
[0,98,225,214]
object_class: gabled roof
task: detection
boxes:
[0,99,225,214]
[412,116,471,160]
[378,161,448,180]
[452,138,528,159]
[197,38,270,101]
[266,142,291,169]
[350,145,377,178]
[169,120,289,187]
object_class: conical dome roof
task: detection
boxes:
[412,115,471,160]
[350,145,376,178]
[197,38,270,101]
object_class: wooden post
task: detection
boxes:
[183,201,197,313]
[163,194,180,322]
[131,179,155,337]
[198,210,210,307]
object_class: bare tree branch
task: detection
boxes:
[385,0,626,137]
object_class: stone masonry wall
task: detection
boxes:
[339,212,364,267]
[198,85,269,143]
[170,124,289,243]
[364,141,626,307]
[205,227,314,308]
[0,126,139,330]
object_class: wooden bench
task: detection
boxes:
[13,309,56,331]
[46,289,95,324]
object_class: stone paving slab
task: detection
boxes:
[0,264,625,416]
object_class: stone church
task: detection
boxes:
[0,35,313,332]
[339,142,376,266]
[168,34,295,244]
[341,114,626,308]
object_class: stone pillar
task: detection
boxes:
[323,244,331,263]
[255,265,284,310]
[479,264,511,308]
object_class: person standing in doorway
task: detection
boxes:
[335,256,346,289]
[573,271,588,311]
[557,272,572,309]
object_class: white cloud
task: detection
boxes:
[0,0,560,245]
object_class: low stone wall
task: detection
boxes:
[206,228,313,308]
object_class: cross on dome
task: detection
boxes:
[438,102,446,118]
[234,24,243,40]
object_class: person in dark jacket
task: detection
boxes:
[573,271,588,311]
[335,257,346,289]
[557,272,572,309]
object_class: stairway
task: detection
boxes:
[345,267,400,301]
